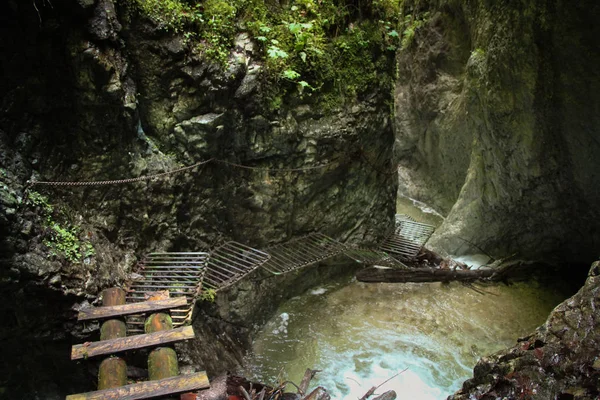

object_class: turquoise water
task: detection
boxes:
[241,276,566,399]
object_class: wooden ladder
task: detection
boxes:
[67,289,210,400]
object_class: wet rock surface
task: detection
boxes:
[394,0,600,264]
[449,261,600,400]
[0,0,394,396]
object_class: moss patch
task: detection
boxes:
[122,0,428,109]
[26,191,96,264]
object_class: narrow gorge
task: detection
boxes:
[0,0,598,399]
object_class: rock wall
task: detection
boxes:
[395,0,600,264]
[449,261,600,400]
[0,0,396,396]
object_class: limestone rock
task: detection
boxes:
[394,1,600,264]
[449,261,600,400]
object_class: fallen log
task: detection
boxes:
[356,267,495,283]
[304,387,330,400]
[372,391,396,400]
[298,368,320,396]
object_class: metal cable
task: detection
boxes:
[26,149,396,187]
[27,156,338,187]
[27,158,214,187]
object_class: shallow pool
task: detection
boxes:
[241,275,567,399]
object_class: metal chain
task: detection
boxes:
[27,158,214,187]
[27,150,390,188]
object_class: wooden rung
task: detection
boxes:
[66,371,210,400]
[71,326,195,360]
[78,298,188,321]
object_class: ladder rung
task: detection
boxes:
[65,371,210,400]
[78,298,188,321]
[71,326,195,360]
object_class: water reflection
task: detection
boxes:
[241,277,566,399]
[396,194,445,227]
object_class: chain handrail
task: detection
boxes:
[26,151,397,187]
[27,159,214,187]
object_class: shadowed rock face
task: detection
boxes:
[394,0,600,264]
[0,0,395,299]
[449,261,600,400]
[394,1,600,398]
[0,0,395,396]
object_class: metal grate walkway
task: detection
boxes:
[395,213,415,223]
[261,233,346,275]
[126,252,209,334]
[378,215,435,260]
[203,241,270,290]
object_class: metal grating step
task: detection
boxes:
[379,218,436,261]
[395,214,415,223]
[125,252,209,334]
[203,242,270,290]
[261,233,346,275]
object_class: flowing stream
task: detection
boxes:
[241,277,568,399]
[240,196,570,399]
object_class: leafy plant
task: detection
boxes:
[267,44,289,59]
[26,191,95,264]
[282,69,301,80]
[127,0,404,107]
[400,12,429,50]
[44,223,82,263]
[199,288,217,302]
[26,191,53,216]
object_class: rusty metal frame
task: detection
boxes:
[261,233,346,275]
[395,213,415,224]
[203,242,271,290]
[126,252,209,334]
[379,216,435,261]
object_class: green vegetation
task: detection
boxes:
[199,288,217,302]
[123,0,429,109]
[26,191,95,264]
[399,11,429,49]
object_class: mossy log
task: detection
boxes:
[304,387,331,400]
[148,347,179,380]
[98,358,127,390]
[98,288,127,390]
[100,319,127,341]
[372,391,396,400]
[145,312,179,383]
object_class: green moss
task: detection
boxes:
[199,288,217,302]
[472,48,486,58]
[26,191,95,264]
[125,0,413,108]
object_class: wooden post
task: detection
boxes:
[98,288,127,390]
[145,313,180,381]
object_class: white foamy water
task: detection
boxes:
[241,276,566,399]
[452,254,492,270]
[310,287,328,295]
[396,194,445,227]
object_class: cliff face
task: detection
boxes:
[393,1,600,398]
[0,1,396,298]
[0,0,396,396]
[449,261,600,400]
[395,0,600,264]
